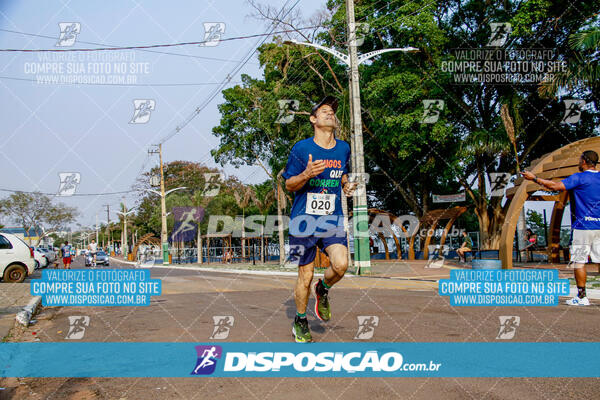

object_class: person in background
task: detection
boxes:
[456,231,473,263]
[523,229,538,262]
[61,241,72,269]
[522,150,600,306]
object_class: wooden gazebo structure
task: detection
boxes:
[408,206,468,260]
[499,137,600,268]
[131,233,160,260]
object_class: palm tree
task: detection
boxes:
[539,29,600,97]
[254,188,275,263]
[232,184,256,259]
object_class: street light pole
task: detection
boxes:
[346,0,370,274]
[158,144,169,264]
[143,185,187,266]
[116,198,136,260]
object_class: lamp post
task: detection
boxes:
[143,187,186,265]
[116,205,136,259]
[285,15,418,274]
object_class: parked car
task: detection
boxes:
[0,233,36,283]
[79,249,87,256]
[86,250,109,266]
[33,248,49,269]
[37,247,56,264]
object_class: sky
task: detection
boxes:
[0,0,327,228]
[0,0,569,232]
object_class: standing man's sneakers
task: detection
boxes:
[566,296,590,306]
[314,279,331,321]
[292,316,313,343]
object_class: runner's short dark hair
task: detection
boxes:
[582,150,598,166]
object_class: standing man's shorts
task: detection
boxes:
[570,229,600,263]
[62,257,71,265]
[289,226,347,266]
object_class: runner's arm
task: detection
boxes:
[285,154,325,192]
[521,171,566,191]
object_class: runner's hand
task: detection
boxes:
[343,181,358,197]
[302,154,326,178]
[521,171,536,181]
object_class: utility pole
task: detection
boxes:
[95,214,99,243]
[346,0,370,274]
[149,144,170,265]
[104,204,110,253]
[117,198,136,260]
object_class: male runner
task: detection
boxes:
[88,239,98,266]
[60,241,72,269]
[523,150,600,306]
[283,96,357,343]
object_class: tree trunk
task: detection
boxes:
[260,224,265,263]
[277,171,286,266]
[197,228,202,264]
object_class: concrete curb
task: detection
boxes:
[15,296,42,327]
[108,256,326,277]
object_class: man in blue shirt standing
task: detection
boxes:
[283,96,357,342]
[523,150,600,306]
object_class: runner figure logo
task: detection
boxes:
[130,99,156,124]
[347,173,370,197]
[354,316,379,340]
[487,23,511,47]
[203,173,223,196]
[561,100,585,124]
[65,316,90,339]
[191,345,222,375]
[57,172,81,196]
[199,23,225,47]
[275,100,299,124]
[496,316,520,339]
[355,22,370,47]
[210,316,234,339]
[489,173,511,197]
[285,245,305,268]
[56,22,81,47]
[137,247,156,268]
[171,207,204,243]
[426,246,445,269]
[421,100,444,124]
[568,245,590,266]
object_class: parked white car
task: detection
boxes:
[33,248,49,269]
[0,233,36,283]
[38,246,57,264]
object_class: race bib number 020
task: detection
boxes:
[306,193,336,215]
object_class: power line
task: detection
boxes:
[0,28,258,64]
[0,188,137,196]
[0,26,319,52]
[157,0,301,145]
[0,75,242,87]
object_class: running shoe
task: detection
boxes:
[292,316,312,343]
[565,296,590,306]
[314,279,331,322]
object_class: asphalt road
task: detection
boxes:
[1,256,599,399]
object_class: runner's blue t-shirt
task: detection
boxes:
[562,170,600,230]
[282,137,351,223]
[61,245,72,258]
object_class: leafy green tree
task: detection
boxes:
[211,0,600,251]
[0,192,79,245]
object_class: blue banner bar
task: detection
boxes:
[1,342,599,377]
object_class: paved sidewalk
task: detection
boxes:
[0,283,32,340]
